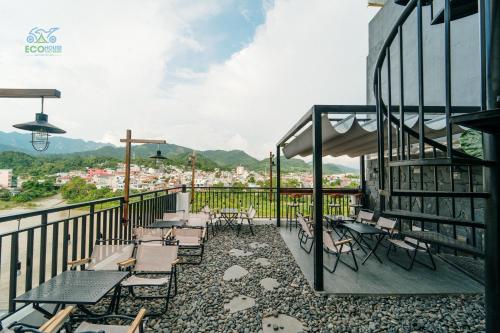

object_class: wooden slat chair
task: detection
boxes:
[297,213,315,253]
[386,236,436,271]
[117,243,179,317]
[236,207,256,236]
[68,240,135,271]
[169,227,205,264]
[323,230,358,273]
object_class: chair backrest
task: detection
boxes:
[247,207,256,219]
[357,210,374,223]
[135,243,178,272]
[201,205,211,214]
[322,231,338,253]
[172,227,203,238]
[88,244,135,270]
[163,212,185,221]
[376,217,397,232]
[298,215,313,237]
[133,227,164,244]
[186,213,209,227]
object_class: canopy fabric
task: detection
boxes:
[282,114,462,159]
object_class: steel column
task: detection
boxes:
[276,145,281,227]
[485,1,500,332]
[312,107,324,291]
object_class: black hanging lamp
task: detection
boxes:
[149,144,167,162]
[13,97,66,152]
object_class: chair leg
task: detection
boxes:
[414,244,437,270]
[386,244,418,271]
[323,251,341,273]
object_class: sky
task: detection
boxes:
[0,0,379,168]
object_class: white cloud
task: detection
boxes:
[0,0,378,168]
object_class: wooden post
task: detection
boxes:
[120,130,166,224]
[123,129,132,223]
[190,151,196,204]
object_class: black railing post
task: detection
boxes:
[312,107,324,291]
[8,232,19,313]
[39,212,48,284]
[276,145,281,226]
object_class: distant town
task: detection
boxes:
[0,163,360,194]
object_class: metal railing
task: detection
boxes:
[189,186,362,218]
[0,185,361,315]
[0,188,178,314]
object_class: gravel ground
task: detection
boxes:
[85,224,485,333]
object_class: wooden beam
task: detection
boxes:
[119,139,166,144]
[0,88,61,98]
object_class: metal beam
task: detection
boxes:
[276,104,478,147]
[312,107,324,291]
[0,89,60,98]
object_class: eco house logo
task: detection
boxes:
[24,27,62,55]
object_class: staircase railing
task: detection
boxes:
[372,0,487,254]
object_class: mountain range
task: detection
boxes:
[0,131,358,174]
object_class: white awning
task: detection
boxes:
[282,114,463,159]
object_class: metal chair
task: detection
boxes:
[236,207,256,236]
[117,242,179,317]
[323,230,358,273]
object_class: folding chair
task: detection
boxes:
[355,210,375,225]
[68,239,135,271]
[236,207,255,236]
[117,242,179,317]
[133,227,167,244]
[297,213,314,254]
[4,307,73,333]
[73,308,147,333]
[187,213,211,240]
[323,230,358,273]
[169,227,205,264]
[386,236,436,271]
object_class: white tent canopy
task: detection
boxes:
[282,113,463,159]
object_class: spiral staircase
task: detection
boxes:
[373,0,489,249]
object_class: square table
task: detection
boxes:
[14,270,129,317]
[341,223,389,265]
[219,208,239,228]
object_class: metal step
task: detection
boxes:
[388,157,494,167]
[390,189,490,198]
[383,209,478,228]
[451,109,500,134]
[431,0,478,25]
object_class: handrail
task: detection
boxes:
[372,0,480,160]
[0,187,182,223]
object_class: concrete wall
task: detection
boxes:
[366,1,481,107]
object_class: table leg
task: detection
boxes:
[360,234,385,265]
[33,303,60,318]
[346,229,367,254]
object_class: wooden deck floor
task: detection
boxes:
[279,225,484,295]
